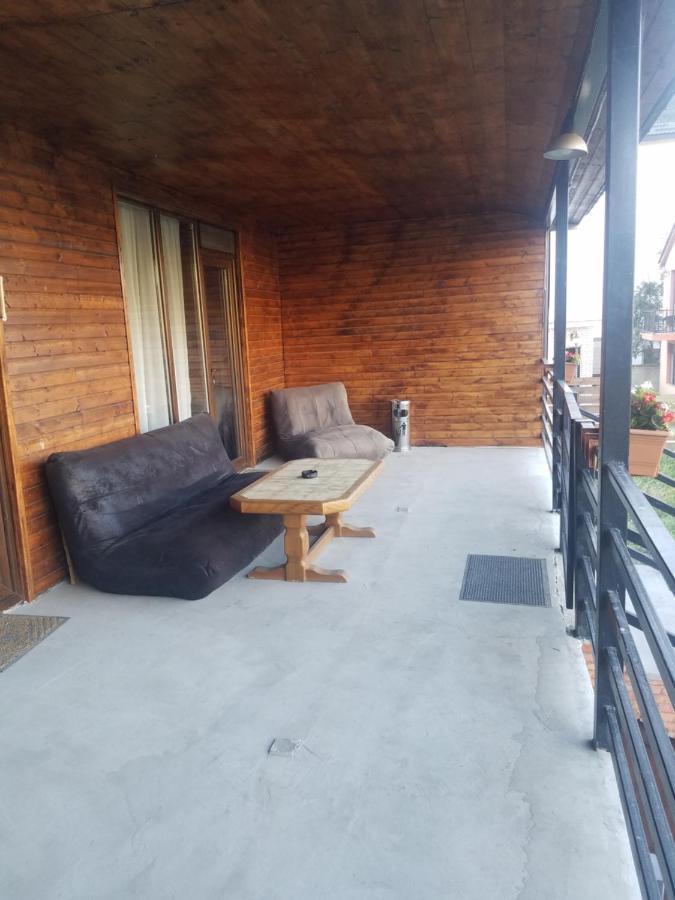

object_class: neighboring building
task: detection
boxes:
[559,314,661,392]
[567,320,602,377]
[642,222,675,396]
[547,318,602,376]
[661,223,675,315]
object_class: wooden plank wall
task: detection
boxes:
[0,129,544,599]
[0,127,285,598]
[278,214,546,446]
[240,226,285,461]
[0,126,137,597]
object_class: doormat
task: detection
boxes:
[459,555,550,607]
[0,615,68,672]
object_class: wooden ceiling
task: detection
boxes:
[0,0,597,226]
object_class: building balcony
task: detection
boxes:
[0,448,638,899]
[0,0,673,895]
[641,314,675,340]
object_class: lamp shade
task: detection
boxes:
[543,132,589,160]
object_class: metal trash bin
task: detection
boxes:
[391,399,410,452]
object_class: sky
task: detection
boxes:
[567,138,675,322]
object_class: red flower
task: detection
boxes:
[631,385,673,431]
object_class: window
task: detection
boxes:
[117,201,208,432]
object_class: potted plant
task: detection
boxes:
[565,347,580,383]
[629,384,674,476]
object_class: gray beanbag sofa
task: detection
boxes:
[270,382,394,460]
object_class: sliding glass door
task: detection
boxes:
[202,257,243,460]
[117,201,208,432]
[117,201,250,463]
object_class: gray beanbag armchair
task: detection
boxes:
[270,382,394,460]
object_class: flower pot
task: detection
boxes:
[565,362,577,384]
[629,428,669,477]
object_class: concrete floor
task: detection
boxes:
[0,448,639,900]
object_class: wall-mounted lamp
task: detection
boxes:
[543,132,589,160]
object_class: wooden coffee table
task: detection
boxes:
[230,458,383,583]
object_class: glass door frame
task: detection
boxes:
[114,190,254,467]
[198,244,254,469]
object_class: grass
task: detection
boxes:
[632,450,675,539]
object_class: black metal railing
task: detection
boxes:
[600,466,675,899]
[576,413,675,636]
[541,362,554,473]
[623,448,675,579]
[557,380,589,607]
[555,377,675,899]
[642,313,675,334]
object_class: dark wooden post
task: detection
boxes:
[551,163,569,512]
[594,0,642,751]
[572,419,590,637]
[553,164,569,384]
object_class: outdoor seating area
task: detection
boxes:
[0,1,673,896]
[0,448,639,899]
[44,390,390,598]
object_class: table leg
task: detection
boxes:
[284,514,309,581]
[248,513,347,583]
[325,512,375,539]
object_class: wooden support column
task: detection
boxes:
[594,0,642,751]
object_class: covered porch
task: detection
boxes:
[0,0,674,896]
[0,448,637,899]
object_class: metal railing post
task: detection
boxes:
[559,395,574,591]
[564,414,578,610]
[553,163,569,385]
[573,418,591,637]
[552,381,562,511]
[594,0,642,752]
[551,164,569,512]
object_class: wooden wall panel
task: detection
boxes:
[240,226,284,462]
[0,125,543,599]
[0,126,286,598]
[278,215,545,447]
[0,126,137,597]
